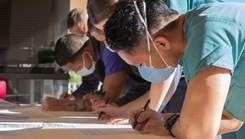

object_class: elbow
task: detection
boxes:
[181,130,216,139]
[176,122,217,139]
[231,120,243,132]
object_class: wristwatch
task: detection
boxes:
[164,113,180,138]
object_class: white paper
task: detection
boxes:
[42,122,132,129]
[0,121,137,135]
[12,106,54,117]
[59,115,98,119]
[0,110,29,120]
[0,122,43,131]
[42,122,138,135]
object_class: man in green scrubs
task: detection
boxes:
[104,0,245,138]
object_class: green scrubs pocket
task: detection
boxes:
[225,86,245,122]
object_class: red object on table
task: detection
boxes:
[0,81,6,99]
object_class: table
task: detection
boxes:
[0,106,173,139]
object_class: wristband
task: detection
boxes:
[164,113,180,138]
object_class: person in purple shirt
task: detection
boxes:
[41,34,128,111]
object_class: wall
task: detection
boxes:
[70,0,87,10]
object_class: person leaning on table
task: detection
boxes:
[104,0,245,138]
[41,34,127,111]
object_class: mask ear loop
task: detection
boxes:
[134,1,152,68]
[82,52,93,69]
[134,1,170,67]
[82,53,87,69]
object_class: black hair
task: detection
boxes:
[104,0,177,54]
[67,8,88,29]
[54,34,88,66]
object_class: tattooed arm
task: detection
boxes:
[42,97,92,111]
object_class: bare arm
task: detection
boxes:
[42,97,92,111]
[149,70,176,111]
[114,70,175,113]
[172,66,231,139]
[218,110,243,135]
[102,71,127,103]
[119,91,149,113]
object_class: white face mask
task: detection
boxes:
[76,54,96,76]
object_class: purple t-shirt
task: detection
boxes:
[103,47,125,76]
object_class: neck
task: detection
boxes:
[86,39,96,61]
[168,14,186,59]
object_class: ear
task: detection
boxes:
[153,36,170,50]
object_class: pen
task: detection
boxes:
[133,99,151,129]
[100,91,106,100]
[98,96,110,120]
[63,92,68,99]
[91,90,97,95]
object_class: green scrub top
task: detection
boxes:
[163,0,245,14]
[179,2,245,122]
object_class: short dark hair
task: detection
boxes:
[87,0,118,25]
[55,34,88,66]
[104,0,177,54]
[67,8,88,29]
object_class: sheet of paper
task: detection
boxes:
[42,122,138,135]
[12,107,54,117]
[0,121,137,135]
[0,110,29,120]
[0,122,43,131]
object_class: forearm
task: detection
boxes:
[115,81,150,107]
[170,67,231,139]
[102,71,127,102]
[119,92,149,113]
[72,74,100,99]
[62,99,92,111]
[149,76,175,111]
[218,111,243,134]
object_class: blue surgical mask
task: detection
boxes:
[138,66,175,83]
[134,1,175,82]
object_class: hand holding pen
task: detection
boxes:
[132,99,151,129]
[98,96,110,120]
[59,92,75,100]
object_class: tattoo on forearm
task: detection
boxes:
[67,103,78,111]
[66,100,92,111]
[78,99,92,111]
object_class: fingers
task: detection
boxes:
[90,96,101,105]
[82,94,92,100]
[66,95,75,100]
[41,97,61,111]
[128,107,143,125]
[136,109,154,123]
[133,109,162,123]
[140,119,158,134]
[140,119,167,136]
[107,117,129,125]
[41,98,51,111]
[99,114,111,120]
[59,93,68,100]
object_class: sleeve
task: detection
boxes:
[183,19,235,81]
[103,47,125,76]
[163,0,188,14]
[115,81,151,107]
[72,73,100,99]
